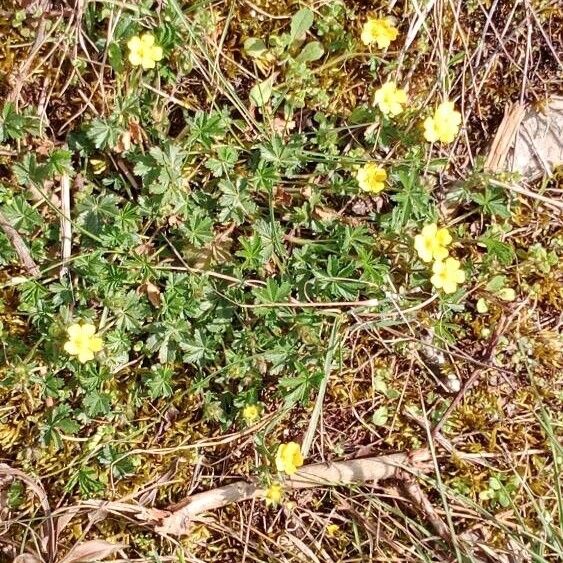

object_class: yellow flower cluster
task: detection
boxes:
[361,17,462,142]
[127,33,163,70]
[64,323,103,363]
[415,224,465,294]
[275,441,304,475]
[361,18,398,49]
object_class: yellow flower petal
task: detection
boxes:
[361,18,398,48]
[433,245,449,261]
[127,36,141,51]
[436,227,452,247]
[275,442,304,475]
[63,340,79,355]
[141,57,156,70]
[264,482,283,506]
[81,324,96,337]
[140,33,155,47]
[67,323,83,338]
[128,51,143,66]
[89,336,104,352]
[151,45,163,62]
[77,350,95,363]
[423,101,461,144]
[373,81,407,116]
[430,258,464,294]
[423,116,438,142]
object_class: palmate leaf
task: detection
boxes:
[40,404,80,448]
[181,329,208,364]
[279,366,323,405]
[472,186,510,218]
[0,102,40,141]
[82,390,111,417]
[218,177,257,224]
[389,167,434,229]
[87,117,121,149]
[144,365,174,399]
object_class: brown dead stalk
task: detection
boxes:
[0,209,40,277]
[153,449,431,536]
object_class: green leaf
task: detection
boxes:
[83,390,111,417]
[3,195,42,231]
[145,365,174,398]
[184,212,214,247]
[65,467,104,496]
[279,369,323,405]
[87,118,121,149]
[296,41,324,63]
[244,37,267,58]
[0,102,40,141]
[181,329,207,364]
[471,186,510,218]
[372,406,389,426]
[485,275,506,292]
[478,234,515,266]
[107,42,124,72]
[290,7,314,43]
[250,76,275,107]
[47,149,74,176]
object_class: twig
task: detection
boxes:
[400,477,451,542]
[490,179,563,211]
[0,209,40,277]
[60,174,72,277]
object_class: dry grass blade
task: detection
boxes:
[57,540,127,563]
[0,464,54,561]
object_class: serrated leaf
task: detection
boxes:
[181,329,207,363]
[83,390,111,417]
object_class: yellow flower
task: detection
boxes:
[326,524,340,537]
[63,323,103,363]
[414,223,452,263]
[275,442,304,475]
[431,258,466,294]
[242,404,260,423]
[357,163,387,194]
[423,101,462,144]
[373,81,407,116]
[264,482,283,506]
[361,18,399,48]
[127,34,163,70]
